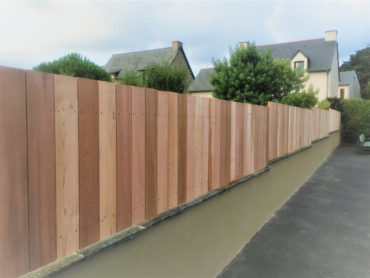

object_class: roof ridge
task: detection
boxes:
[256,37,324,48]
[112,46,173,56]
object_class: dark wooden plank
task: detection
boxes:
[0,67,29,278]
[26,70,57,270]
[177,94,187,204]
[116,85,132,231]
[78,78,100,248]
[145,89,158,218]
[131,86,146,224]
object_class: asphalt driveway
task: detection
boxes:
[217,144,370,278]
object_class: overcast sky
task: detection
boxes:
[0,0,369,76]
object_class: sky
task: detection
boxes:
[0,0,369,76]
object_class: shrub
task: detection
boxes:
[33,53,112,81]
[317,99,331,110]
[279,85,318,109]
[120,70,145,87]
[341,99,370,143]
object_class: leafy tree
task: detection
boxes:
[33,53,112,81]
[340,46,370,99]
[210,44,307,105]
[279,84,318,109]
[120,63,188,93]
[341,99,370,143]
[317,99,331,110]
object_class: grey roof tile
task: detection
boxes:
[339,71,356,85]
[188,68,215,92]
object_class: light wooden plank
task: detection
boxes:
[78,78,100,248]
[26,70,57,270]
[208,99,221,190]
[236,102,245,179]
[131,86,146,223]
[220,101,231,185]
[186,95,196,201]
[168,93,178,209]
[201,98,209,194]
[54,74,79,259]
[194,96,203,197]
[0,67,29,277]
[116,85,132,231]
[230,102,236,181]
[157,91,168,214]
[244,103,253,175]
[98,81,117,239]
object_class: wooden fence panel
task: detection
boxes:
[78,78,100,248]
[54,75,79,259]
[194,97,203,197]
[98,81,117,239]
[131,87,146,223]
[186,95,196,201]
[168,93,178,209]
[235,102,245,180]
[220,100,231,185]
[201,98,209,194]
[26,71,57,270]
[0,67,29,278]
[177,94,187,205]
[157,91,169,214]
[208,98,221,190]
[116,85,132,231]
[230,102,237,181]
[244,103,253,175]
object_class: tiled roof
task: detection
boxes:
[339,71,356,86]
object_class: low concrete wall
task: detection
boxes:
[25,132,340,278]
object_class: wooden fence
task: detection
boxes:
[0,66,340,278]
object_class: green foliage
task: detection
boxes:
[279,84,318,109]
[33,53,112,81]
[120,70,145,87]
[120,63,187,93]
[210,44,307,105]
[341,99,370,143]
[317,99,331,110]
[340,46,370,99]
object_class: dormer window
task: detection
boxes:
[294,61,304,71]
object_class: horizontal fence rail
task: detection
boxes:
[0,66,341,277]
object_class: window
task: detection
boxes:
[294,61,304,72]
[340,88,345,99]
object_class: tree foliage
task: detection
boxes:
[34,53,112,81]
[317,99,331,110]
[210,44,307,105]
[279,84,318,109]
[341,99,370,143]
[120,63,188,93]
[340,46,370,99]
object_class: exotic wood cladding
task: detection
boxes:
[0,66,341,278]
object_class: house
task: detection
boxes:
[105,41,195,87]
[338,70,361,99]
[189,31,340,100]
[187,67,215,98]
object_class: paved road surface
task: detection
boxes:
[217,145,370,278]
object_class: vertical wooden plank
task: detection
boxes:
[55,75,79,259]
[0,67,29,277]
[116,85,132,231]
[230,102,236,181]
[26,70,57,270]
[201,98,209,194]
[244,103,253,175]
[98,81,116,239]
[208,99,221,190]
[235,102,244,179]
[186,95,196,201]
[157,91,168,214]
[220,100,231,185]
[145,89,157,218]
[168,93,178,209]
[78,78,100,248]
[194,97,203,197]
[177,94,187,204]
[131,86,146,223]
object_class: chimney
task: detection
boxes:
[325,30,337,41]
[239,42,248,49]
[172,41,183,50]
